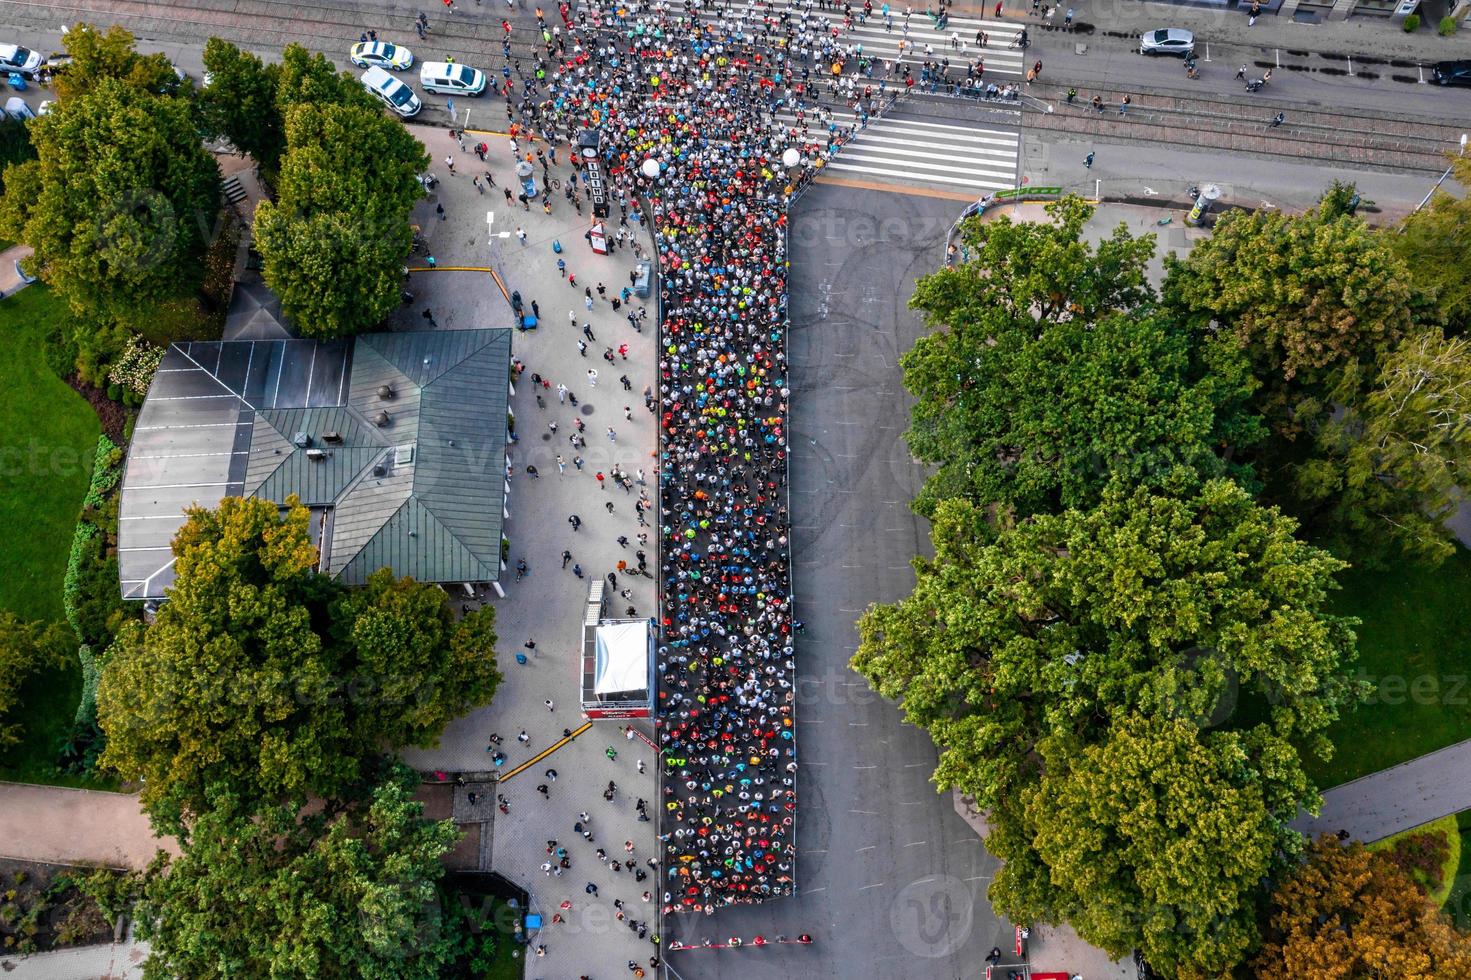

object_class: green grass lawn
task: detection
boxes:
[0,285,99,621]
[0,284,107,788]
[1305,547,1471,789]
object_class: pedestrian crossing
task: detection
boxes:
[774,109,1020,192]
[685,2,1031,76]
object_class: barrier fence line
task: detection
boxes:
[499,722,592,783]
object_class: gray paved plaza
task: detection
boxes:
[396,125,662,979]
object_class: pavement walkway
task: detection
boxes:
[395,123,663,978]
[0,782,176,870]
[1291,734,1471,843]
[0,926,149,979]
[0,243,36,297]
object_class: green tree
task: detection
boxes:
[1163,202,1413,437]
[1254,835,1471,979]
[198,38,285,179]
[853,479,1361,972]
[97,497,499,833]
[138,765,459,979]
[0,79,220,321]
[904,195,1257,518]
[0,613,72,749]
[1304,328,1471,565]
[275,43,378,113]
[333,569,501,750]
[1161,200,1435,565]
[1013,717,1280,978]
[49,24,183,102]
[1394,154,1471,331]
[254,101,426,338]
[96,497,346,832]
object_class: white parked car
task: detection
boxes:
[361,66,421,117]
[1139,28,1195,56]
[0,44,43,78]
[351,41,413,71]
[419,62,486,96]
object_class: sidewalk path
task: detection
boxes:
[0,782,176,870]
[1,928,149,979]
[0,243,35,297]
[1291,735,1471,843]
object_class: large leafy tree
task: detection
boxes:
[254,100,426,338]
[0,614,72,749]
[275,43,379,113]
[1160,201,1444,566]
[138,766,459,979]
[1164,203,1413,434]
[332,569,502,750]
[1016,717,1280,978]
[1305,328,1471,565]
[1254,835,1471,978]
[853,479,1360,971]
[49,24,183,101]
[0,77,220,321]
[1393,153,1471,332]
[198,38,285,179]
[903,198,1246,517]
[97,497,499,832]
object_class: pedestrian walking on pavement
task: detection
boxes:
[569,514,582,530]
[517,226,528,244]
[562,549,572,568]
[1236,63,1247,80]
[556,455,567,475]
[436,203,445,220]
[1271,111,1285,127]
[1119,94,1131,115]
[572,563,584,577]
[422,308,438,327]
[587,368,598,387]
[545,698,555,711]
[1084,151,1094,168]
[445,155,455,174]
[606,746,618,761]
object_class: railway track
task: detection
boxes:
[1022,81,1462,175]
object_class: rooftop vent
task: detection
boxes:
[293,431,311,448]
[394,445,415,466]
[378,384,394,400]
[374,410,390,427]
[372,463,388,477]
[305,448,328,462]
[322,431,343,445]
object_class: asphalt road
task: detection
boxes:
[662,184,1011,979]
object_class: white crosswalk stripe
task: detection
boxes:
[775,109,1020,192]
[683,3,1031,76]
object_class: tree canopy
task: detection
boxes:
[0,75,220,321]
[853,479,1359,973]
[96,497,499,833]
[138,765,459,979]
[0,613,72,749]
[1393,154,1471,332]
[1254,835,1471,979]
[49,24,184,102]
[1159,197,1468,567]
[254,98,427,338]
[198,38,285,178]
[903,199,1241,516]
[1015,717,1281,978]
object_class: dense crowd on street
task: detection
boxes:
[487,0,968,924]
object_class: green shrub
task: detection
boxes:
[1403,12,1420,30]
[1439,15,1457,35]
[42,321,80,380]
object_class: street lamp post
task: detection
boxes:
[1413,133,1469,216]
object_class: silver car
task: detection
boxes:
[1139,28,1195,56]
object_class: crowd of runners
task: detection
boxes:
[492,0,953,923]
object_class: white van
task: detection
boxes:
[419,62,486,97]
[3,97,34,121]
[361,66,421,118]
